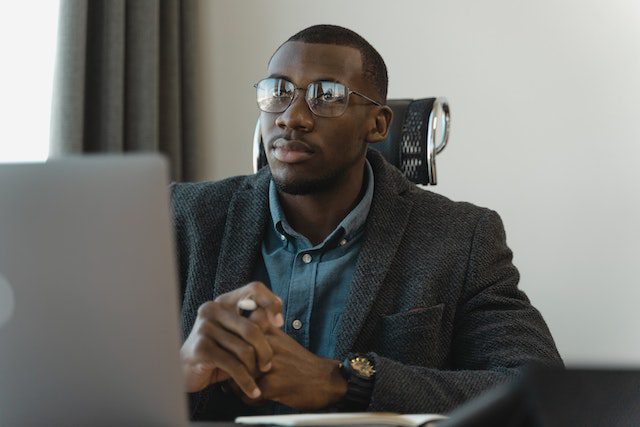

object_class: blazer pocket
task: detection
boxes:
[376,303,445,366]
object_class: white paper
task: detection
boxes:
[235,412,447,427]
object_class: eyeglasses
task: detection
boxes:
[254,77,381,118]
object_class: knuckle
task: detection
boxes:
[197,301,216,317]
[195,320,209,335]
[247,281,262,292]
[251,281,271,295]
[214,293,232,306]
[192,338,212,359]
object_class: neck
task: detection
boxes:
[277,161,367,246]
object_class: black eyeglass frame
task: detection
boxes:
[254,77,382,118]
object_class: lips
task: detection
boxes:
[271,138,314,164]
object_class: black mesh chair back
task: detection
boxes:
[252,97,450,185]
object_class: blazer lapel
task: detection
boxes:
[213,170,270,297]
[334,152,415,359]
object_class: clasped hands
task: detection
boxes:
[180,282,347,410]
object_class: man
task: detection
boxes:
[172,25,562,420]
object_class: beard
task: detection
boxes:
[267,141,368,195]
[272,167,345,195]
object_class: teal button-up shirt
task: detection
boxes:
[253,161,374,359]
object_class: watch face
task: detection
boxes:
[349,356,375,378]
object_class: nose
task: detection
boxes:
[275,89,315,132]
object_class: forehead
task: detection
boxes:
[268,41,365,87]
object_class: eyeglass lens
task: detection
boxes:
[256,78,349,117]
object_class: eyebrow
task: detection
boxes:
[267,73,291,80]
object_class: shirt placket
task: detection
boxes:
[284,246,318,349]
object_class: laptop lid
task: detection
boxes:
[0,155,188,427]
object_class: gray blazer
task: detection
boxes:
[170,149,562,420]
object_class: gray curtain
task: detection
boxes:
[50,0,198,182]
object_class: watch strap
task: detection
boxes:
[338,353,375,411]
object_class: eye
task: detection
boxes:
[320,90,336,101]
[273,87,292,98]
[270,79,293,98]
[316,88,344,103]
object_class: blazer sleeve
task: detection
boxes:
[367,209,563,414]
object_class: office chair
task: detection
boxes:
[252,97,451,185]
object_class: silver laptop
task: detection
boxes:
[0,156,189,427]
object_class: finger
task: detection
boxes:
[181,332,229,393]
[187,332,229,372]
[216,282,284,328]
[214,306,274,372]
[207,340,262,399]
[192,361,216,374]
[199,320,262,376]
[227,379,267,406]
[256,373,281,403]
[209,366,230,384]
[238,303,273,334]
[195,301,274,372]
[182,320,220,366]
[247,307,276,333]
[199,299,269,331]
[246,282,284,328]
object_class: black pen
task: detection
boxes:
[237,298,257,318]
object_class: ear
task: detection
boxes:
[365,105,393,143]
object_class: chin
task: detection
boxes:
[272,172,342,196]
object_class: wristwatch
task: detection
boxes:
[338,353,376,411]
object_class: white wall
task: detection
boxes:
[195,0,640,366]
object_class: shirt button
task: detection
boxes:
[339,238,348,246]
[279,234,286,241]
[302,253,312,264]
[292,319,303,330]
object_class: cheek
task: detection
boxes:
[341,126,368,157]
[321,119,365,152]
[339,110,372,145]
[259,113,277,141]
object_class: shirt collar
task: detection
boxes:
[268,159,375,246]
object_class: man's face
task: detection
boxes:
[260,41,378,195]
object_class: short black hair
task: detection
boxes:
[281,24,388,102]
